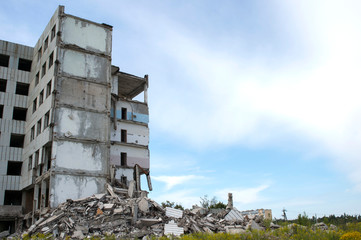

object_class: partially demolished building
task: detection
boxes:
[0,6,150,233]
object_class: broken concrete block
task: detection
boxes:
[224,209,244,221]
[114,207,123,214]
[225,225,245,234]
[0,230,10,238]
[138,218,162,227]
[128,180,136,198]
[72,230,84,239]
[166,207,183,218]
[164,220,184,236]
[104,203,115,210]
[94,193,106,200]
[138,198,150,213]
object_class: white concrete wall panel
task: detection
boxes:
[110,145,149,169]
[54,141,105,171]
[115,168,133,182]
[56,108,108,141]
[111,122,149,146]
[61,16,111,55]
[51,174,106,207]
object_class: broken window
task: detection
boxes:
[18,58,32,72]
[9,134,25,148]
[48,51,54,69]
[0,105,3,118]
[121,152,127,166]
[35,72,39,86]
[7,161,22,176]
[121,176,127,185]
[4,190,22,205]
[28,155,33,170]
[44,36,49,51]
[46,80,52,97]
[121,108,127,120]
[31,126,35,141]
[41,62,46,78]
[12,107,27,121]
[33,98,37,113]
[37,119,42,135]
[39,90,44,105]
[0,78,7,92]
[38,47,42,62]
[51,25,56,41]
[0,54,10,67]
[15,82,29,96]
[121,129,127,143]
[44,111,50,129]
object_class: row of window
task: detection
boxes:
[33,80,52,113]
[0,54,32,72]
[30,110,50,141]
[38,24,56,62]
[0,79,30,96]
[35,51,54,87]
[0,105,27,120]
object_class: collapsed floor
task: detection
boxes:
[6,184,269,239]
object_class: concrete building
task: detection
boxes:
[0,6,150,232]
[0,40,33,233]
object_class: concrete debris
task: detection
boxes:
[19,185,271,239]
[0,230,10,238]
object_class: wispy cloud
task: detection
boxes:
[153,175,206,190]
[216,184,270,205]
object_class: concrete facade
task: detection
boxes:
[0,6,150,231]
[0,40,33,233]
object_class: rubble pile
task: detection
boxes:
[21,184,266,239]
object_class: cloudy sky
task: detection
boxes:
[2,0,361,219]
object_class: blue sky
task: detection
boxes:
[2,0,361,219]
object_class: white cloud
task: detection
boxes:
[153,175,205,190]
[216,184,270,205]
[150,189,201,209]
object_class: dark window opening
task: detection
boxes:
[46,80,52,97]
[7,161,22,176]
[41,63,46,78]
[10,134,25,148]
[35,72,39,86]
[4,190,22,205]
[121,129,127,143]
[37,187,41,209]
[44,145,52,171]
[39,90,44,105]
[37,119,42,135]
[51,25,56,41]
[28,155,33,170]
[44,111,50,129]
[0,79,7,92]
[121,176,127,185]
[38,47,42,62]
[33,98,37,113]
[18,58,32,72]
[121,152,127,166]
[15,82,29,96]
[44,37,49,51]
[30,126,35,141]
[121,108,127,120]
[0,54,10,67]
[48,52,54,69]
[0,221,16,234]
[45,182,49,207]
[0,105,3,118]
[12,107,27,121]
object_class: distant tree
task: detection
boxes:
[161,200,184,210]
[200,195,217,209]
[210,201,227,209]
[296,212,311,226]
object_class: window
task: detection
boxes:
[48,52,54,69]
[46,80,52,97]
[0,105,3,118]
[18,58,32,72]
[10,134,25,148]
[121,129,127,143]
[0,54,10,67]
[41,62,46,78]
[44,37,49,51]
[121,152,127,166]
[38,47,42,62]
[7,161,22,176]
[4,190,22,205]
[44,111,50,129]
[39,90,44,105]
[33,98,37,113]
[28,155,33,170]
[15,82,29,96]
[0,78,7,92]
[121,108,127,120]
[35,72,39,86]
[51,25,56,41]
[12,107,27,121]
[31,126,35,140]
[121,176,127,185]
[35,150,39,169]
[37,119,42,135]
